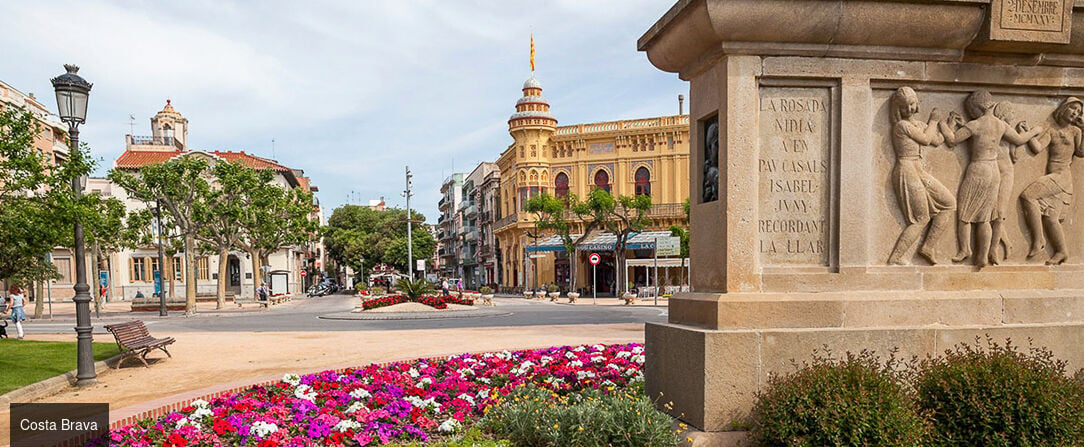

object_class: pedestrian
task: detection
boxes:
[257,282,269,301]
[4,285,27,339]
[441,278,449,296]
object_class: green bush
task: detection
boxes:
[388,427,511,447]
[750,349,928,447]
[480,286,493,295]
[481,384,677,447]
[913,337,1084,446]
[396,277,434,301]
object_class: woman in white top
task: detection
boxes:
[5,285,27,339]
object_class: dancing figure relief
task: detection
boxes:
[887,87,957,265]
[1018,97,1084,265]
[940,90,1043,268]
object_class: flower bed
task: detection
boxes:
[102,344,646,446]
[361,295,474,311]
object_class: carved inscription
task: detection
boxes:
[757,87,831,265]
[1001,0,1064,31]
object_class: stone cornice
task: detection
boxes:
[639,0,1084,79]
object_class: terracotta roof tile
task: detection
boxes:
[114,150,292,172]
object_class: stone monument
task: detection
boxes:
[638,0,1084,440]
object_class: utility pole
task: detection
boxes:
[404,166,414,281]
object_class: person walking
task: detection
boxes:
[4,285,27,339]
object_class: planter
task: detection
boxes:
[567,292,579,303]
[480,294,494,306]
[622,292,637,305]
[548,292,560,301]
[523,291,534,299]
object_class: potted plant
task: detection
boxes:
[479,286,494,306]
[547,284,560,301]
[567,289,579,303]
[623,283,637,305]
[523,288,534,299]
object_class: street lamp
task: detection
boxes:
[155,200,168,316]
[52,64,95,386]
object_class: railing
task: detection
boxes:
[645,203,687,218]
[129,135,184,150]
[554,115,689,136]
[494,213,518,231]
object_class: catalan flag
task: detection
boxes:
[530,34,536,72]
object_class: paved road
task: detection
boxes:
[20,294,669,334]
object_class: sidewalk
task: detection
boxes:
[496,293,669,307]
[0,322,645,446]
[14,295,296,324]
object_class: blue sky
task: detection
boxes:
[1,1,687,222]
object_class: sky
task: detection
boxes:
[0,0,688,223]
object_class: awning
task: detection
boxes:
[524,234,581,253]
[577,231,675,252]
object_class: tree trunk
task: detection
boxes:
[568,251,577,295]
[34,277,44,319]
[216,249,228,309]
[184,234,197,315]
[250,249,261,299]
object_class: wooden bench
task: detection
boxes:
[103,321,175,368]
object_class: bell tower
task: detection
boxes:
[150,99,189,150]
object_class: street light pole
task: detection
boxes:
[52,64,95,386]
[155,201,168,316]
[404,166,414,281]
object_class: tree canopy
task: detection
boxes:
[324,205,435,276]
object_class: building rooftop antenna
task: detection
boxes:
[128,114,135,135]
[271,138,276,161]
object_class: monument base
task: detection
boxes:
[646,291,1084,432]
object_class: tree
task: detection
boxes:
[197,162,267,308]
[109,156,213,314]
[586,189,652,295]
[237,178,321,298]
[524,193,599,293]
[325,206,435,277]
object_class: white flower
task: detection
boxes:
[631,354,645,364]
[456,367,475,377]
[349,388,371,400]
[457,393,476,406]
[632,346,644,354]
[607,363,622,371]
[576,370,597,380]
[190,407,213,420]
[601,379,617,388]
[294,384,317,402]
[479,377,491,384]
[408,368,420,378]
[438,418,461,433]
[174,417,200,430]
[616,351,631,359]
[334,419,362,431]
[590,355,606,363]
[250,421,279,438]
[190,399,210,409]
[539,355,553,366]
[404,396,441,413]
[362,376,372,385]
[345,402,369,414]
[282,373,301,387]
[574,346,586,352]
[568,360,583,368]
[477,388,491,400]
[592,344,606,351]
[565,351,578,359]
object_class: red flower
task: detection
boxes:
[212,418,235,435]
[162,433,187,447]
[257,440,278,447]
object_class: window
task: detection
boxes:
[150,257,160,281]
[132,258,148,282]
[519,187,528,212]
[594,170,610,193]
[173,258,184,281]
[196,257,210,281]
[635,167,651,196]
[555,173,569,198]
[54,258,73,284]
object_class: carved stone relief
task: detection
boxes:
[886,88,1082,266]
[703,116,719,203]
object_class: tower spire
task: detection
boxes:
[530,34,536,73]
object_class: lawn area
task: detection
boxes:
[0,339,120,395]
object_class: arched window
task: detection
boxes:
[555,172,569,198]
[635,167,651,196]
[594,170,610,193]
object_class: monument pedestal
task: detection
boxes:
[638,0,1084,435]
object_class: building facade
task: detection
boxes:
[457,162,498,289]
[478,166,502,287]
[102,101,322,302]
[436,173,463,278]
[493,76,690,294]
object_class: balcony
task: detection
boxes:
[645,203,687,219]
[494,213,517,231]
[128,135,185,151]
[462,203,478,216]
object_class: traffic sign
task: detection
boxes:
[300,270,307,277]
[655,236,681,257]
[589,253,601,265]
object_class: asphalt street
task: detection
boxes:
[19,294,669,334]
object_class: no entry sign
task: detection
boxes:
[589,253,601,265]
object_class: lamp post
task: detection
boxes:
[52,64,95,386]
[155,200,168,316]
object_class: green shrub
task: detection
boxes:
[751,349,928,447]
[480,286,493,295]
[396,277,434,301]
[913,337,1084,446]
[388,427,511,446]
[481,384,677,447]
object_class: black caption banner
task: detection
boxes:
[10,403,108,447]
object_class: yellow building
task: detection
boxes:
[494,76,689,294]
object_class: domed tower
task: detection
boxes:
[508,76,557,164]
[150,99,189,150]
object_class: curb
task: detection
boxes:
[0,354,123,406]
[318,308,512,321]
